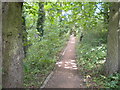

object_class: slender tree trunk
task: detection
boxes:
[58,2,62,37]
[105,2,120,75]
[37,2,45,37]
[22,15,28,57]
[103,3,110,24]
[2,2,24,88]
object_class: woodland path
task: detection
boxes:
[44,34,86,88]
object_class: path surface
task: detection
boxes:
[45,34,86,88]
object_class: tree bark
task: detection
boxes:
[118,3,120,73]
[37,2,45,37]
[2,2,24,88]
[105,2,120,75]
[0,1,2,89]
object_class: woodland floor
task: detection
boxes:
[44,34,86,88]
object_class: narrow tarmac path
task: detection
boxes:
[45,34,86,88]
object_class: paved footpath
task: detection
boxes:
[45,34,86,88]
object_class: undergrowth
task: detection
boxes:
[76,29,120,88]
[23,26,70,87]
[77,42,107,87]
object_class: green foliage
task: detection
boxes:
[77,43,106,75]
[23,22,69,87]
[76,21,108,87]
[92,73,120,88]
[23,2,70,87]
[22,2,113,88]
[23,29,69,87]
[77,43,107,87]
[104,73,120,88]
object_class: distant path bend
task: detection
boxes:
[45,34,85,88]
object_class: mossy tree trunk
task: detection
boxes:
[2,2,24,88]
[105,2,120,75]
[37,2,45,37]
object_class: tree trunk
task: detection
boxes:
[37,2,45,37]
[0,1,2,89]
[118,3,120,74]
[22,15,28,57]
[103,2,110,24]
[58,2,62,37]
[105,2,120,75]
[2,2,24,88]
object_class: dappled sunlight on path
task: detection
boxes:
[56,59,78,70]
